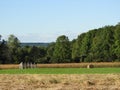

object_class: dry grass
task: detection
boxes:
[0,74,120,90]
[0,62,120,69]
[37,62,120,68]
[0,64,19,69]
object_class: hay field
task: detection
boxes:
[0,74,120,90]
[1,62,120,70]
[37,62,120,68]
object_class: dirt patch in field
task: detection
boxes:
[0,74,120,90]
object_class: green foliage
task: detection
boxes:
[7,35,21,63]
[0,40,10,64]
[46,42,55,63]
[114,25,120,60]
[53,35,71,63]
[7,34,20,48]
[72,33,86,61]
[1,23,120,64]
[72,24,120,62]
[0,35,1,41]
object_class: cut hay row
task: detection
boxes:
[0,62,120,69]
[0,64,19,69]
[37,62,120,68]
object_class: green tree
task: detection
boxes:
[114,25,120,60]
[53,35,71,63]
[46,42,55,63]
[0,35,1,41]
[90,26,114,62]
[72,33,86,62]
[7,34,20,63]
[101,26,114,61]
[30,46,46,63]
[7,35,20,48]
[0,40,10,64]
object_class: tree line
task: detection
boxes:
[0,23,120,64]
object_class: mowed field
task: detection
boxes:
[0,63,120,90]
[0,74,120,90]
[1,62,120,69]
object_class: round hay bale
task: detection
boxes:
[87,64,94,69]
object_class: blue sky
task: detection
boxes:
[0,0,120,42]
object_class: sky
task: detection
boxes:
[0,0,120,42]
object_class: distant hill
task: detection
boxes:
[20,43,50,47]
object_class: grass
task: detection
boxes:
[0,68,120,74]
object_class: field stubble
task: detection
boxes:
[0,74,120,90]
[1,62,120,69]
